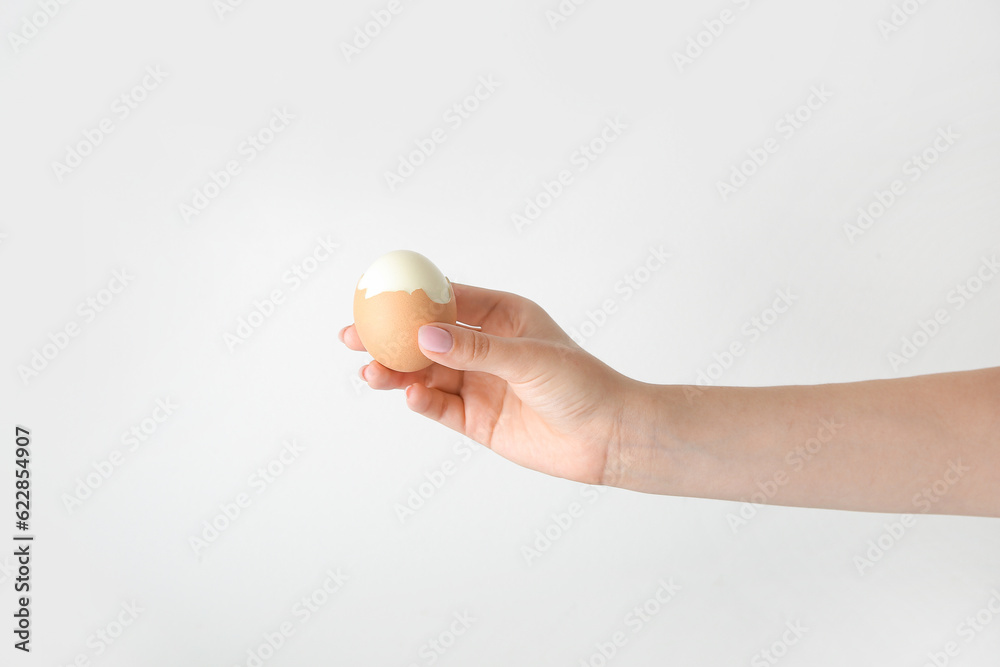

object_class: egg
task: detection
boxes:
[353,250,458,372]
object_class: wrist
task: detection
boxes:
[603,380,689,492]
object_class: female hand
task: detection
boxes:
[340,282,643,486]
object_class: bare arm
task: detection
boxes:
[612,368,1000,517]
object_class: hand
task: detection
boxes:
[340,283,642,485]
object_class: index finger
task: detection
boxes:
[452,282,520,328]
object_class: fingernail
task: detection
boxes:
[418,325,452,353]
[360,365,369,381]
[338,326,348,342]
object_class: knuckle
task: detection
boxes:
[430,392,445,420]
[469,332,492,365]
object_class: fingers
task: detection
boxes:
[404,383,467,436]
[417,322,550,385]
[358,361,419,390]
[339,324,365,351]
[359,359,464,394]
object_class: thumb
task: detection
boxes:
[417,323,546,384]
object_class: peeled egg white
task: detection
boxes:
[353,250,457,372]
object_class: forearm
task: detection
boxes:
[611,368,1000,517]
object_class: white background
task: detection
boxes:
[2,0,999,665]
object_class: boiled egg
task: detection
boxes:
[353,250,458,372]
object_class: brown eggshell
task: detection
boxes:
[353,284,457,372]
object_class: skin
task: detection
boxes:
[341,283,1000,518]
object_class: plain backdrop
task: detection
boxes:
[2,0,999,665]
